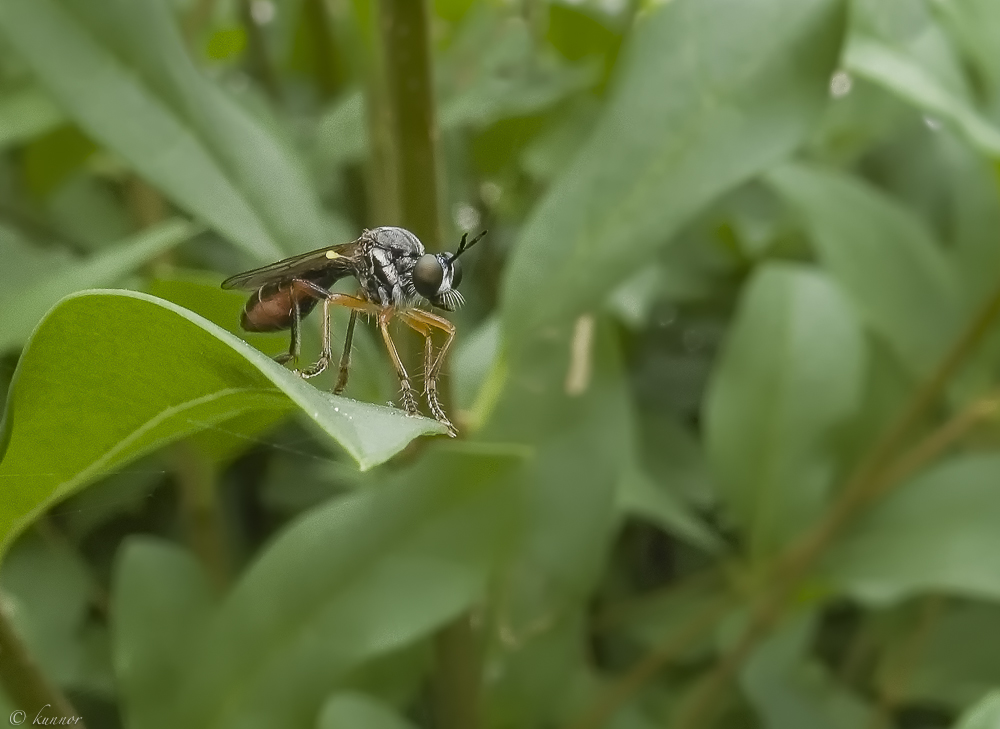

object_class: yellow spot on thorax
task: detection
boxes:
[325,250,341,259]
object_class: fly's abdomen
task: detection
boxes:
[241,283,320,332]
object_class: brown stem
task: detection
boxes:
[0,601,86,727]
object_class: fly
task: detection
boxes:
[221,226,486,436]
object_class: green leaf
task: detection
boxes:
[883,601,1000,709]
[0,533,106,692]
[931,0,1000,97]
[499,0,846,348]
[767,162,963,378]
[437,6,598,130]
[317,692,417,729]
[824,454,1000,604]
[741,610,871,729]
[953,690,1000,729]
[616,463,722,553]
[0,218,196,352]
[0,289,445,557]
[0,0,327,261]
[844,35,1000,157]
[0,83,64,150]
[704,264,866,560]
[168,447,518,729]
[112,538,216,729]
[484,318,631,618]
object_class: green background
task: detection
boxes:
[0,0,999,727]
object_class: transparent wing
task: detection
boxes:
[220,240,363,291]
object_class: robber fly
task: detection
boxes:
[221,226,486,436]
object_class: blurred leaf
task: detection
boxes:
[112,538,216,729]
[168,447,518,729]
[767,162,963,378]
[0,289,446,557]
[954,689,1000,729]
[486,318,630,617]
[937,132,1000,307]
[882,601,1000,709]
[521,98,600,183]
[47,172,134,251]
[22,124,96,197]
[452,316,500,412]
[482,318,631,725]
[741,610,870,729]
[0,218,196,352]
[825,454,1000,604]
[317,692,417,729]
[843,0,1000,158]
[0,532,108,693]
[486,611,589,728]
[638,409,716,510]
[55,459,163,540]
[931,0,1000,99]
[500,0,846,348]
[315,90,367,169]
[0,83,63,150]
[0,0,327,261]
[704,264,866,560]
[616,463,722,553]
[438,8,598,130]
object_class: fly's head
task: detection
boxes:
[412,230,486,312]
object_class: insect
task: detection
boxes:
[221,226,486,436]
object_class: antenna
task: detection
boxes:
[450,230,487,263]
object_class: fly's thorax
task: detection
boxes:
[357,227,425,307]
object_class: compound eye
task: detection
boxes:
[451,258,463,289]
[413,254,444,298]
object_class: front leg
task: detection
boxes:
[400,309,457,435]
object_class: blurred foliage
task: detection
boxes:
[1,0,1000,728]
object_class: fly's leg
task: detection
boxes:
[378,310,419,416]
[289,283,376,380]
[400,309,457,435]
[273,292,300,365]
[297,295,332,378]
[333,310,358,395]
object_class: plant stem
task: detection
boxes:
[0,600,85,726]
[303,0,342,100]
[374,3,475,726]
[376,0,443,248]
[173,443,230,591]
[670,279,1000,729]
[239,0,282,102]
[430,614,482,729]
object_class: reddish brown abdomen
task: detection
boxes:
[241,283,321,332]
